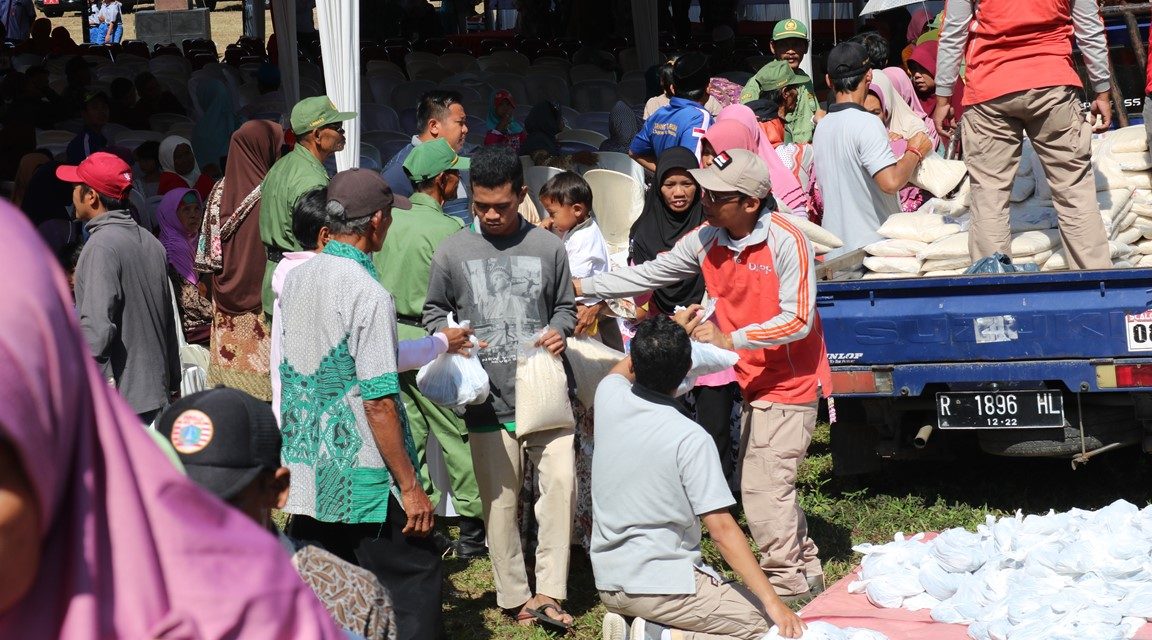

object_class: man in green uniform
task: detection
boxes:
[742,19,824,144]
[373,137,487,558]
[259,96,356,317]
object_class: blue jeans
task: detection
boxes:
[94,23,108,43]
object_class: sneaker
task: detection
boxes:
[601,612,627,640]
[806,573,827,597]
[629,616,668,640]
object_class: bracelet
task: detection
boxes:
[906,147,925,162]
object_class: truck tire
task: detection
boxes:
[977,405,1139,457]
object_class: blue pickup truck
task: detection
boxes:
[816,263,1152,473]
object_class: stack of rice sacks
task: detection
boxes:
[859,126,1152,277]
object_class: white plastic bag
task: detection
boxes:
[514,330,575,438]
[565,336,625,408]
[675,340,740,396]
[415,314,490,408]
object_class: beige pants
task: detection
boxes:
[740,400,821,596]
[599,570,772,640]
[469,427,575,609]
[963,86,1111,270]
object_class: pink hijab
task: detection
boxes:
[882,66,941,146]
[158,187,200,284]
[907,8,931,45]
[0,201,341,639]
[714,104,809,215]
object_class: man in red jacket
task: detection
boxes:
[934,0,1112,270]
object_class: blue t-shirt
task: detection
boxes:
[629,96,712,160]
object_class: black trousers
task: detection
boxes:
[287,497,445,640]
[690,383,740,480]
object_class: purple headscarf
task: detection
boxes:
[0,200,342,639]
[157,187,200,284]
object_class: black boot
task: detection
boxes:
[453,516,488,559]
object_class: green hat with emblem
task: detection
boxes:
[403,138,470,183]
[772,18,809,41]
[290,96,357,134]
[758,60,806,91]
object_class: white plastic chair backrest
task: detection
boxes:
[390,80,437,114]
[366,60,406,80]
[362,103,400,133]
[524,74,570,108]
[583,169,645,253]
[361,141,381,167]
[367,73,403,106]
[557,128,607,147]
[488,50,530,72]
[102,122,130,142]
[438,52,480,74]
[570,64,615,84]
[524,165,563,219]
[115,129,165,146]
[595,151,647,188]
[36,129,75,145]
[572,80,620,113]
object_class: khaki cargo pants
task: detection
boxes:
[599,570,772,640]
[963,86,1111,270]
[741,400,821,596]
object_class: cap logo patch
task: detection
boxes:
[713,151,732,169]
[170,409,214,454]
[785,20,796,30]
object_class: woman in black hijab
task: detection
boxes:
[628,145,741,480]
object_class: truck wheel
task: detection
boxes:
[977,405,1139,457]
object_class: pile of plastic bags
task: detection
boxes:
[848,499,1152,639]
[765,621,890,640]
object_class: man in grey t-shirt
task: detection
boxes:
[813,42,932,259]
[593,315,805,640]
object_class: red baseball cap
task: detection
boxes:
[56,151,133,200]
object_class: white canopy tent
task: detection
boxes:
[315,0,361,171]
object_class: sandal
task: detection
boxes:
[524,602,573,632]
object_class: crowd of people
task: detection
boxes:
[0,1,1148,639]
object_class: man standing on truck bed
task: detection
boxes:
[933,0,1113,270]
[576,149,832,604]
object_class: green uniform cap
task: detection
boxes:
[290,96,357,134]
[772,18,809,41]
[758,60,806,91]
[402,138,470,183]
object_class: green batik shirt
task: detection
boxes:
[278,240,417,524]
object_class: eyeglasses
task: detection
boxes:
[320,123,345,133]
[701,190,744,205]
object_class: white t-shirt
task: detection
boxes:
[590,374,735,595]
[813,103,901,259]
[562,217,609,304]
[102,2,121,25]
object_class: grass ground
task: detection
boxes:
[437,423,1152,639]
[44,1,270,48]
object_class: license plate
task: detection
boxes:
[936,391,1065,429]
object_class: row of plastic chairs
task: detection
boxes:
[522,163,645,254]
[370,73,651,116]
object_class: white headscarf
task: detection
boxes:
[159,135,201,187]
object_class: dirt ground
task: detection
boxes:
[44,0,275,49]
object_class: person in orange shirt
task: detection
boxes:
[934,0,1112,270]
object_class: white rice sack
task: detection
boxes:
[1009,173,1035,203]
[923,268,967,276]
[1114,260,1134,269]
[1137,254,1152,267]
[1118,151,1152,172]
[514,335,575,438]
[1014,249,1053,266]
[1008,201,1057,232]
[1133,239,1152,255]
[862,272,919,280]
[791,216,844,249]
[1097,187,1134,222]
[1009,229,1061,257]
[813,242,833,256]
[1111,202,1138,239]
[1116,225,1143,246]
[1107,124,1150,154]
[921,256,972,272]
[674,340,741,396]
[764,621,893,640]
[863,256,923,274]
[918,232,970,261]
[911,155,968,198]
[1041,251,1069,271]
[864,238,929,257]
[565,337,624,408]
[1135,224,1152,241]
[1018,138,1035,177]
[1110,241,1135,260]
[878,212,962,243]
[1095,136,1152,191]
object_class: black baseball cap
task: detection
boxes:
[673,52,711,94]
[157,388,282,501]
[827,41,871,80]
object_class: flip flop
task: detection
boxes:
[514,610,536,625]
[525,602,573,632]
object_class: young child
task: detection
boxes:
[539,171,614,342]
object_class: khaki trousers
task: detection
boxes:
[963,86,1111,270]
[470,427,575,609]
[740,400,821,596]
[599,570,772,640]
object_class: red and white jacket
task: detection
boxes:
[582,211,831,405]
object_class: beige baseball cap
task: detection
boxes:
[689,149,771,199]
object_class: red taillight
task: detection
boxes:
[830,371,877,394]
[1115,364,1152,387]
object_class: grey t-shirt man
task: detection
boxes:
[813,103,900,258]
[590,374,735,595]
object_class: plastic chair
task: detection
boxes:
[149,55,191,77]
[571,79,621,113]
[438,84,487,121]
[36,129,76,145]
[524,165,563,219]
[389,79,437,113]
[167,122,196,140]
[438,52,480,74]
[149,112,194,133]
[484,72,530,109]
[102,122,131,142]
[362,130,412,154]
[360,154,381,171]
[365,59,406,80]
[361,103,401,133]
[486,50,530,73]
[583,169,645,253]
[524,73,570,108]
[360,142,381,168]
[376,139,412,167]
[617,77,649,107]
[114,129,165,148]
[570,63,616,84]
[399,107,419,136]
[557,128,607,148]
[573,112,611,137]
[367,73,404,106]
[594,151,647,189]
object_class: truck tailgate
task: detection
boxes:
[817,269,1152,367]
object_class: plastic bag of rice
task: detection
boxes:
[911,155,968,198]
[565,336,624,408]
[790,216,844,249]
[864,238,929,258]
[514,331,575,438]
[1009,229,1061,257]
[879,212,962,243]
[863,256,923,274]
[918,232,970,261]
[921,256,972,272]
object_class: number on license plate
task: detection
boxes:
[936,391,1065,429]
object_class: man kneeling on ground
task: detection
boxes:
[593,315,805,640]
